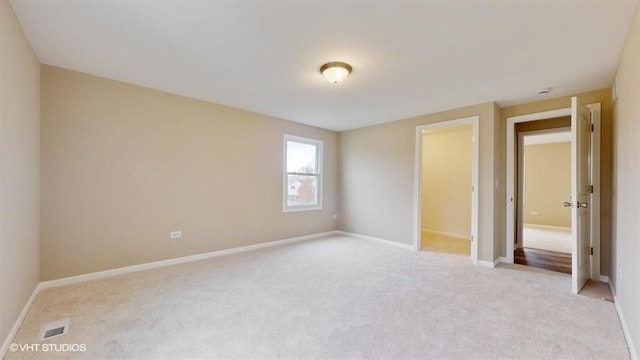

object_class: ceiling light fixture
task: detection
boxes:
[320,62,352,84]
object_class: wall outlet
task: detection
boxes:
[332,214,338,220]
[170,230,182,239]
[618,266,623,278]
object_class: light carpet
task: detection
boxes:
[523,224,572,254]
[6,235,629,359]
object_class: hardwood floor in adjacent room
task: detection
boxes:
[515,247,572,274]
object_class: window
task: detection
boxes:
[283,135,322,212]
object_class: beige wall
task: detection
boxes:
[611,1,640,355]
[523,142,571,227]
[3,0,636,351]
[40,66,338,281]
[502,88,613,273]
[339,102,501,262]
[0,0,40,348]
[421,126,472,238]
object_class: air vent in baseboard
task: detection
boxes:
[39,318,70,341]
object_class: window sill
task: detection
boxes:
[283,205,322,213]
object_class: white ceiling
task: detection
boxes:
[8,0,638,132]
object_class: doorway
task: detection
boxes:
[413,116,479,264]
[515,126,572,274]
[421,124,473,255]
[506,99,601,294]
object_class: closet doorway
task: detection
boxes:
[413,117,479,264]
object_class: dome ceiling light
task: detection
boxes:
[320,62,352,84]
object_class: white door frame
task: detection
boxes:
[505,104,601,280]
[413,116,479,265]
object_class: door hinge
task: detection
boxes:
[588,185,594,193]
[590,247,594,255]
[590,124,594,132]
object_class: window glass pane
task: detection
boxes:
[287,141,317,173]
[287,174,318,207]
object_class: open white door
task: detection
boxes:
[570,97,591,294]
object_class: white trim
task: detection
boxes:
[478,257,506,269]
[523,223,572,232]
[414,116,479,265]
[607,279,638,360]
[2,230,338,358]
[508,108,572,124]
[589,103,602,282]
[0,285,39,358]
[282,134,323,213]
[523,131,572,145]
[506,108,571,263]
[337,231,414,251]
[599,275,610,283]
[478,260,496,268]
[40,231,337,290]
[421,229,470,240]
[505,104,601,282]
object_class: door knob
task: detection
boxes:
[564,201,588,208]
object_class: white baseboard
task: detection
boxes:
[523,223,571,231]
[1,284,40,359]
[421,229,470,240]
[40,230,339,290]
[478,260,495,268]
[336,231,414,251]
[598,275,610,283]
[607,278,637,360]
[478,257,506,269]
[1,230,338,358]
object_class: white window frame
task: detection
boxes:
[283,134,323,212]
